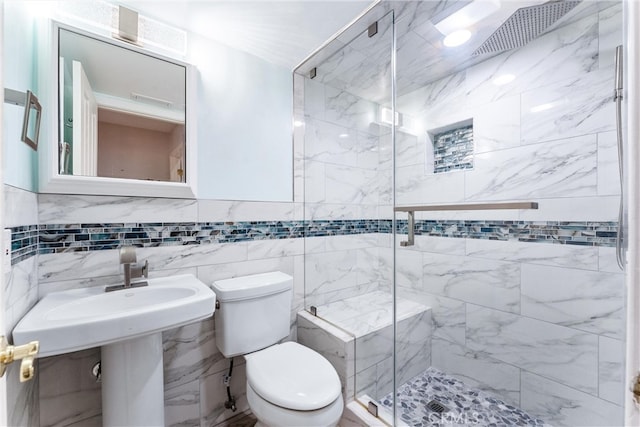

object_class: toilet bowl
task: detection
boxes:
[245,342,343,427]
[211,272,344,427]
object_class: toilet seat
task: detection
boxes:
[245,341,342,411]
[247,381,344,427]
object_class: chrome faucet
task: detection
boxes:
[105,246,149,292]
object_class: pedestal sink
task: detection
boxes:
[12,274,216,426]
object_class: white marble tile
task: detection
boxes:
[521,371,623,427]
[357,131,380,171]
[247,238,303,260]
[4,184,37,227]
[5,255,37,332]
[398,290,466,346]
[200,362,249,426]
[164,380,200,427]
[5,255,36,315]
[354,322,393,371]
[6,360,39,427]
[396,71,467,119]
[163,318,224,392]
[138,243,248,271]
[297,312,354,381]
[304,250,359,297]
[326,234,378,252]
[305,118,359,167]
[597,131,621,196]
[304,203,362,220]
[396,309,432,386]
[521,264,625,339]
[324,86,379,136]
[465,239,599,271]
[305,282,383,309]
[599,336,624,406]
[394,131,424,168]
[304,235,326,254]
[431,337,520,406]
[465,134,597,201]
[396,164,465,206]
[314,44,369,92]
[472,95,521,154]
[197,199,298,222]
[407,235,466,255]
[422,252,521,313]
[598,3,623,70]
[373,357,393,402]
[599,246,623,273]
[395,249,423,290]
[38,193,198,224]
[356,246,385,286]
[466,305,599,394]
[519,195,619,222]
[38,348,102,427]
[304,159,326,203]
[354,363,378,401]
[325,163,379,205]
[465,13,599,106]
[520,69,614,145]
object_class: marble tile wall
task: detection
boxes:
[389,4,626,426]
[6,190,307,427]
[4,185,40,427]
[295,2,625,426]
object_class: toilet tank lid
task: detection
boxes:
[212,271,292,302]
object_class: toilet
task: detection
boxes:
[212,271,344,427]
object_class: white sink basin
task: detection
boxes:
[13,274,216,358]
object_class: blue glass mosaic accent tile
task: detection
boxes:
[10,225,38,265]
[395,219,618,247]
[432,124,474,174]
[11,219,617,262]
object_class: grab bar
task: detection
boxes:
[394,201,538,246]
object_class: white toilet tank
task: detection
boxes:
[212,271,293,358]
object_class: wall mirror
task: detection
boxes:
[40,22,197,198]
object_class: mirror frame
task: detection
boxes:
[40,21,197,199]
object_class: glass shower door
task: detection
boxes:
[294,6,396,423]
[392,1,626,426]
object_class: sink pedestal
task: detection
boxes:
[102,333,164,426]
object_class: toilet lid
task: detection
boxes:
[245,341,341,411]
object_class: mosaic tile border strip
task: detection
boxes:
[10,219,617,262]
[394,219,618,247]
[10,225,38,265]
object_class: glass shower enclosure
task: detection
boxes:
[295,1,626,426]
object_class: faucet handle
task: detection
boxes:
[131,260,149,280]
[119,246,137,264]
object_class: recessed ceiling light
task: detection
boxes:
[434,0,501,35]
[443,29,472,47]
[293,120,304,127]
[492,74,515,86]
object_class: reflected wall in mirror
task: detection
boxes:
[58,27,186,183]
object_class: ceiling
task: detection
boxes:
[119,0,375,69]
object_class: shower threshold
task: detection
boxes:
[374,367,550,427]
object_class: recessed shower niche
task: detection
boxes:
[427,119,474,174]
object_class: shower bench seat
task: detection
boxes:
[297,291,432,403]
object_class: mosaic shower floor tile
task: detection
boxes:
[380,367,550,427]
